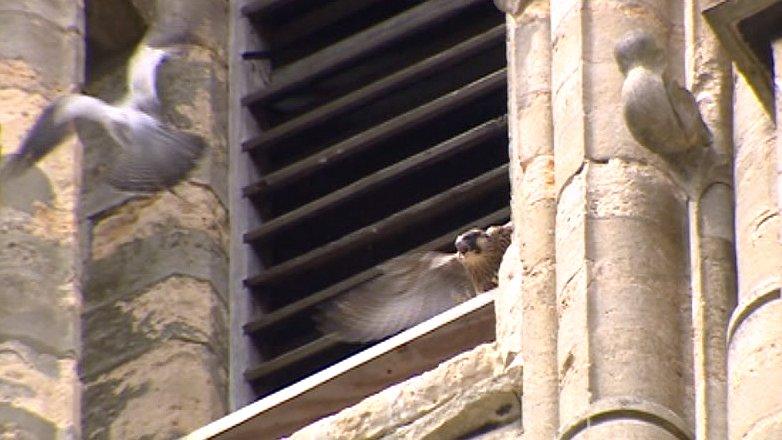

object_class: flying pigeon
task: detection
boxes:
[614,30,711,156]
[0,33,205,193]
[316,222,513,343]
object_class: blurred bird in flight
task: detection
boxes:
[0,28,205,193]
[317,222,513,343]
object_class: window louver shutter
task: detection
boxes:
[240,0,509,399]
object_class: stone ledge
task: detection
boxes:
[288,343,522,440]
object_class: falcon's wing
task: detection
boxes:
[316,252,475,343]
[107,122,206,192]
[665,77,712,149]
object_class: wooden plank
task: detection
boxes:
[243,206,510,335]
[242,68,507,197]
[246,116,507,242]
[183,292,497,440]
[242,24,506,151]
[244,334,344,382]
[271,0,391,50]
[241,0,297,17]
[241,0,486,105]
[244,164,509,287]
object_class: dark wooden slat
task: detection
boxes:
[246,117,507,242]
[244,164,509,287]
[241,0,486,106]
[243,68,507,196]
[243,24,506,150]
[241,0,297,17]
[272,0,391,50]
[243,206,510,335]
[244,334,344,382]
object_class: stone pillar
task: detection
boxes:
[777,39,782,230]
[0,1,85,438]
[552,1,693,438]
[726,43,782,440]
[495,1,558,438]
[685,1,735,438]
[81,1,230,438]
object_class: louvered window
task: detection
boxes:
[234,0,509,402]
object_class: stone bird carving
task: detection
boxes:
[0,31,205,193]
[316,222,513,343]
[614,30,711,156]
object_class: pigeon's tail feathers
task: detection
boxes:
[108,125,206,192]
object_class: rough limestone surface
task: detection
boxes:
[551,0,697,438]
[727,72,782,440]
[495,2,559,438]
[0,1,84,438]
[80,0,230,438]
[289,343,522,440]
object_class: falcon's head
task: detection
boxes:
[455,222,513,292]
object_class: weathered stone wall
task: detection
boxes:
[727,49,782,440]
[0,1,85,438]
[79,1,231,438]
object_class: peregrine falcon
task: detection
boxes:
[0,32,205,193]
[316,222,513,343]
[614,30,711,156]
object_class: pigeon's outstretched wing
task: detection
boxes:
[107,123,206,192]
[316,252,475,343]
[0,95,112,181]
[126,45,170,115]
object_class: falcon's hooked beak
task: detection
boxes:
[455,229,488,256]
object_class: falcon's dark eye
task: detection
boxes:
[455,231,484,254]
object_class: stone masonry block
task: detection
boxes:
[83,276,228,379]
[728,295,782,439]
[130,0,229,62]
[91,186,228,261]
[0,341,79,437]
[0,12,84,90]
[0,0,84,31]
[519,155,555,271]
[733,75,782,298]
[85,228,228,306]
[0,210,76,357]
[83,341,227,440]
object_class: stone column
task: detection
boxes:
[81,1,231,438]
[0,1,85,438]
[685,1,735,438]
[495,1,558,438]
[552,1,693,438]
[726,42,782,440]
